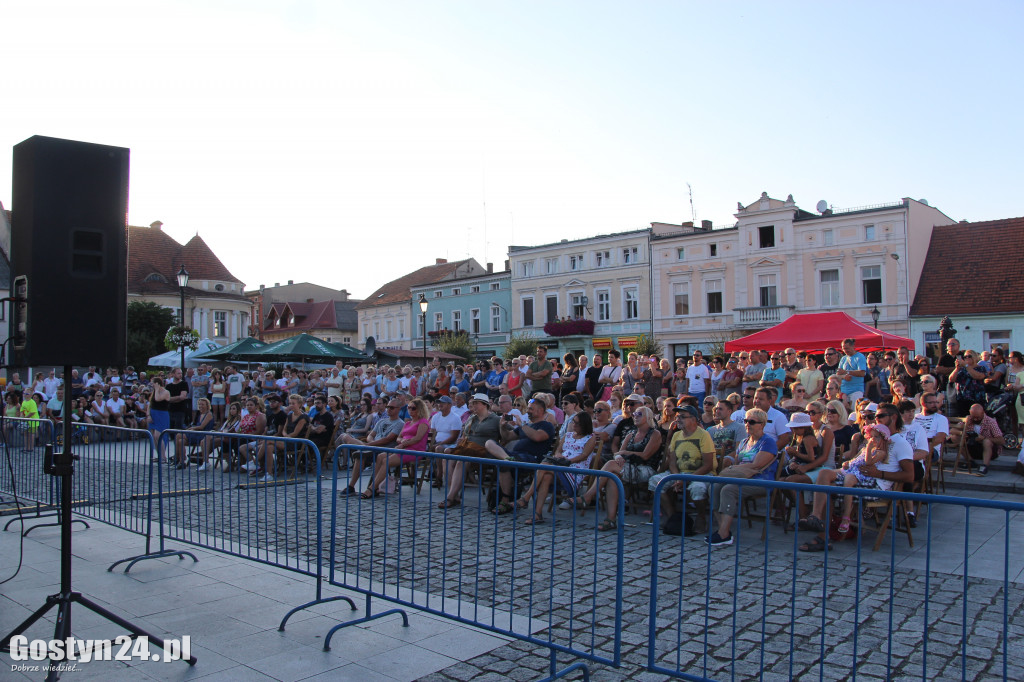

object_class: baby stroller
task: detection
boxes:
[985,391,1019,450]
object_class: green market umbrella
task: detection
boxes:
[192,337,268,361]
[234,333,368,363]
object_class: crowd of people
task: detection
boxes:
[4,336,1021,538]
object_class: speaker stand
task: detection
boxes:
[0,366,197,679]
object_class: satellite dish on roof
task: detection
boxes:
[364,336,376,357]
[816,200,828,213]
[919,198,929,206]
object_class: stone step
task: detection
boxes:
[935,466,1024,495]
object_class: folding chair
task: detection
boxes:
[863,481,914,551]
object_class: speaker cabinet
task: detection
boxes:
[11,135,129,367]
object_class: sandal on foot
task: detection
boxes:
[596,519,617,532]
[574,496,589,510]
[495,500,514,515]
[525,516,545,525]
[515,498,529,510]
[798,536,832,552]
[361,489,377,500]
[837,516,851,534]
[437,498,460,509]
[798,515,824,532]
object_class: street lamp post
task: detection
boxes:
[177,265,190,370]
[871,305,880,329]
[419,293,429,369]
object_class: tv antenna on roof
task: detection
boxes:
[687,183,696,224]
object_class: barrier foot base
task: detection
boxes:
[107,548,199,573]
[22,518,89,538]
[323,607,408,651]
[278,594,357,631]
[541,654,589,682]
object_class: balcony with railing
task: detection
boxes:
[733,305,796,327]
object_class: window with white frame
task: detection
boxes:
[398,319,405,339]
[490,282,500,290]
[864,224,876,241]
[451,287,461,296]
[452,310,462,332]
[470,285,480,293]
[623,246,639,264]
[571,293,586,318]
[417,315,424,338]
[521,261,534,277]
[676,247,685,261]
[861,265,881,304]
[820,269,840,307]
[624,287,639,320]
[984,330,1011,353]
[470,308,480,333]
[213,311,227,337]
[545,295,558,323]
[596,290,610,321]
[759,225,775,248]
[434,290,442,298]
[758,273,778,307]
[522,297,534,327]
[705,279,723,314]
[385,320,392,339]
[373,321,380,338]
[545,258,558,275]
[595,250,611,267]
[569,254,583,271]
[490,305,501,332]
[823,229,834,246]
[343,336,351,344]
[434,312,443,332]
[709,243,718,257]
[673,283,689,316]
[363,323,369,339]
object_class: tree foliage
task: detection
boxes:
[431,330,475,363]
[503,332,540,363]
[632,333,665,358]
[127,301,175,370]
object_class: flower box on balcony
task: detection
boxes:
[543,319,595,337]
[428,328,469,338]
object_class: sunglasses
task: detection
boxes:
[826,409,839,415]
[805,410,820,415]
[743,419,765,425]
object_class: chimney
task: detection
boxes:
[150,220,163,231]
[288,280,294,285]
[436,258,447,264]
[306,298,313,303]
[339,289,349,300]
[487,262,493,273]
[274,282,280,287]
[504,259,510,271]
[701,220,713,230]
[682,221,694,228]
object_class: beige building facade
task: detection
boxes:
[651,193,954,362]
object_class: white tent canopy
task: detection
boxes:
[148,339,223,368]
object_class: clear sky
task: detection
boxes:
[2,1,1020,299]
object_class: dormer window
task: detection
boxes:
[214,283,225,292]
[144,273,167,283]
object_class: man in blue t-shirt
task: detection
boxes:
[485,397,556,513]
[837,337,867,404]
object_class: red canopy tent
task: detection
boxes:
[724,312,914,354]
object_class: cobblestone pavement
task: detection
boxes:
[3,441,1022,681]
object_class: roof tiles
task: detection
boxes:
[910,216,1024,317]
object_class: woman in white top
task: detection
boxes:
[516,411,597,524]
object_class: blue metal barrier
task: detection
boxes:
[0,418,78,535]
[135,430,336,605]
[279,444,626,682]
[647,474,1024,681]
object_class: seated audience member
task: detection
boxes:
[516,411,598,524]
[338,399,404,495]
[307,394,335,462]
[361,399,430,499]
[173,398,215,470]
[485,397,557,515]
[707,399,745,467]
[706,408,778,546]
[658,405,715,524]
[954,402,1004,476]
[437,394,502,507]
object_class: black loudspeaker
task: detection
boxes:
[10,135,129,367]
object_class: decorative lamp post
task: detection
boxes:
[419,293,429,369]
[871,305,880,329]
[938,315,957,345]
[177,265,190,370]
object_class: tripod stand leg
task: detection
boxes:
[0,594,59,653]
[72,593,197,665]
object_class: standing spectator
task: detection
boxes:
[759,353,786,403]
[819,348,841,385]
[836,338,867,404]
[949,350,988,418]
[191,365,210,424]
[798,354,824,402]
[913,392,950,464]
[782,348,802,399]
[890,346,921,397]
[935,337,961,393]
[741,351,766,396]
[685,351,712,405]
[166,368,190,431]
[526,346,553,398]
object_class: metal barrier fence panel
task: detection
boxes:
[154,430,325,578]
[0,417,57,507]
[282,444,626,680]
[647,474,1024,682]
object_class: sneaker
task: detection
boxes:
[259,474,274,483]
[558,500,574,510]
[906,511,917,528]
[706,531,733,547]
[196,464,208,472]
[977,465,988,476]
[240,461,255,472]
